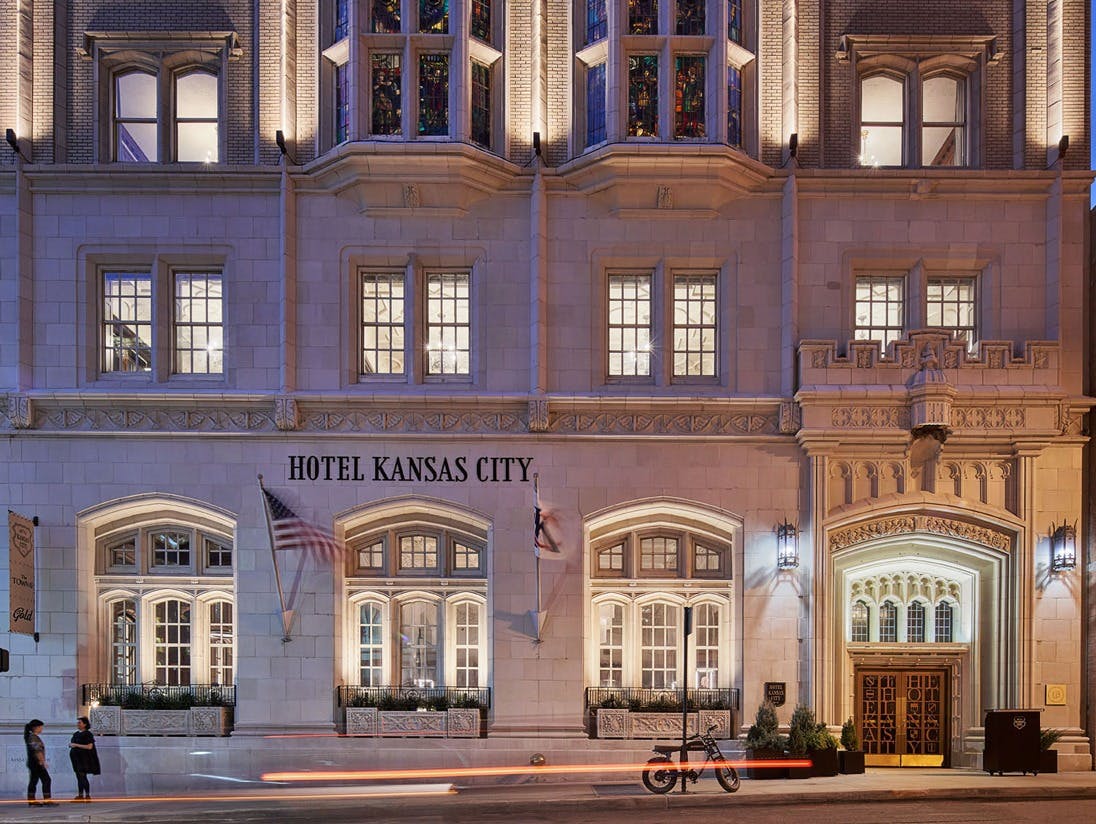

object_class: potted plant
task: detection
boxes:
[786,704,838,778]
[839,717,866,774]
[1039,728,1062,774]
[743,700,788,780]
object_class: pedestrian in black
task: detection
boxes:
[68,716,100,801]
[24,719,58,807]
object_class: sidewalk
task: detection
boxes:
[0,768,1094,822]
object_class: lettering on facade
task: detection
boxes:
[8,511,36,635]
[764,682,786,707]
[288,454,534,483]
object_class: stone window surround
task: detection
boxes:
[590,529,731,579]
[572,0,757,154]
[318,0,505,153]
[345,249,483,387]
[348,524,486,577]
[98,521,234,578]
[83,32,240,165]
[78,248,232,388]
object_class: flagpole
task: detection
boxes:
[258,475,293,642]
[533,474,543,642]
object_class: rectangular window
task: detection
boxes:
[607,272,652,377]
[454,542,481,571]
[174,271,223,375]
[879,601,898,643]
[400,535,439,570]
[418,54,450,136]
[934,602,953,643]
[674,55,706,138]
[640,536,679,572]
[454,602,480,687]
[419,0,449,33]
[334,0,350,40]
[851,601,870,642]
[111,601,138,685]
[597,543,625,574]
[629,0,658,34]
[361,271,406,375]
[334,62,350,143]
[727,65,742,148]
[152,530,191,567]
[854,275,905,351]
[154,599,192,686]
[108,536,137,568]
[673,272,717,377]
[208,601,233,685]
[676,0,705,35]
[103,272,152,373]
[470,0,491,42]
[204,537,232,569]
[371,54,402,136]
[927,276,976,349]
[359,602,385,686]
[400,601,438,687]
[586,62,607,146]
[115,72,158,162]
[640,603,677,689]
[727,0,742,42]
[471,61,491,149]
[694,603,719,688]
[628,55,659,136]
[585,0,607,44]
[860,75,904,166]
[425,271,471,376]
[357,540,385,570]
[372,0,401,33]
[907,602,925,643]
[598,602,624,687]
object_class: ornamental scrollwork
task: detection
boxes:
[274,396,299,431]
[7,393,32,429]
[830,515,1012,553]
[528,398,549,432]
[37,407,276,432]
[950,407,1026,429]
[550,411,779,435]
[831,407,907,428]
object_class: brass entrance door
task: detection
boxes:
[857,669,948,767]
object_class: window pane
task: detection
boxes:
[608,272,652,377]
[400,534,439,569]
[934,602,954,643]
[727,65,742,148]
[111,600,138,685]
[629,0,658,34]
[586,63,607,146]
[694,603,719,687]
[585,0,607,44]
[851,600,870,642]
[454,602,480,687]
[117,72,158,118]
[640,536,678,571]
[154,599,191,686]
[208,601,233,685]
[359,603,384,686]
[103,272,153,373]
[471,62,491,148]
[853,275,905,352]
[598,602,624,686]
[177,122,218,163]
[674,56,706,139]
[334,0,350,40]
[927,276,976,349]
[419,54,450,136]
[174,272,224,374]
[879,601,897,643]
[628,56,659,136]
[728,0,742,42]
[115,72,158,162]
[420,0,449,33]
[399,601,438,687]
[673,273,717,377]
[152,530,191,566]
[640,603,677,688]
[923,126,964,167]
[923,76,961,123]
[176,72,218,118]
[425,272,470,375]
[676,0,705,35]
[361,271,406,374]
[371,54,402,136]
[471,0,491,42]
[861,75,904,122]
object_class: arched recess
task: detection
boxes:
[818,501,1023,767]
[584,498,743,699]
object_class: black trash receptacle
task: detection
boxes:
[983,709,1041,775]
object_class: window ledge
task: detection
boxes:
[838,34,999,63]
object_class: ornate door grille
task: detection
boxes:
[857,669,947,767]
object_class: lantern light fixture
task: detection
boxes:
[776,520,799,570]
[1050,522,1077,572]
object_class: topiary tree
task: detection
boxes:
[787,704,816,756]
[745,700,788,752]
[840,717,861,751]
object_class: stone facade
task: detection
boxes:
[0,0,1092,793]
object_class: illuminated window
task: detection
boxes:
[454,542,482,571]
[598,602,625,686]
[110,600,137,685]
[208,601,234,685]
[420,0,449,33]
[608,272,653,377]
[152,530,191,567]
[628,55,660,136]
[597,543,626,575]
[471,61,492,148]
[454,602,481,687]
[114,72,158,162]
[335,62,350,143]
[727,0,742,42]
[154,599,192,686]
[400,534,439,570]
[693,603,719,688]
[641,602,678,688]
[173,271,223,375]
[359,602,385,686]
[400,600,439,686]
[425,271,471,376]
[854,275,905,352]
[927,277,977,349]
[629,0,658,34]
[673,273,717,376]
[361,272,406,375]
[851,600,870,642]
[727,65,742,148]
[357,540,385,570]
[586,0,607,43]
[907,601,926,643]
[640,536,679,573]
[674,55,706,138]
[922,75,966,166]
[370,54,402,136]
[175,71,219,163]
[934,602,954,643]
[111,67,221,163]
[102,272,152,373]
[586,62,607,146]
[334,0,350,40]
[676,0,705,34]
[418,54,450,135]
[471,0,492,42]
[859,74,904,166]
[371,0,400,32]
[879,601,898,643]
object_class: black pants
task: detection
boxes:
[74,770,90,796]
[27,762,51,799]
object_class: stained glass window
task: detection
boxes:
[629,0,658,34]
[586,0,607,43]
[334,0,349,40]
[676,0,705,35]
[471,61,491,148]
[471,0,491,42]
[418,54,449,136]
[586,62,606,146]
[728,0,742,43]
[371,54,402,135]
[674,55,705,138]
[372,0,400,33]
[628,55,659,137]
[335,62,350,143]
[727,65,742,148]
[419,0,449,33]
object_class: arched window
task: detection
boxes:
[922,74,965,166]
[399,600,439,687]
[934,601,954,643]
[115,71,158,162]
[175,70,220,162]
[879,600,898,643]
[640,602,679,688]
[860,74,904,166]
[850,599,870,642]
[907,601,926,643]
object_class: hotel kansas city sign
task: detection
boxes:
[289,454,535,484]
[8,511,36,635]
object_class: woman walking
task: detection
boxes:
[68,716,100,801]
[24,719,58,807]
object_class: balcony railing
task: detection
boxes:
[337,685,491,710]
[81,683,236,708]
[584,686,740,712]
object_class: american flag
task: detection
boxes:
[533,474,560,557]
[261,488,345,564]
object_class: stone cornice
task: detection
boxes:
[19,165,281,195]
[788,169,1094,198]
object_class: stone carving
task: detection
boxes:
[657,185,673,209]
[850,571,962,605]
[89,706,121,735]
[551,411,779,435]
[528,398,549,432]
[378,710,447,737]
[779,401,801,434]
[39,407,276,432]
[831,407,908,428]
[986,348,1006,369]
[305,410,526,433]
[697,710,732,740]
[855,348,874,368]
[7,393,31,429]
[811,349,829,368]
[188,706,230,736]
[630,712,700,738]
[403,183,420,208]
[949,407,1025,429]
[446,708,481,738]
[1033,349,1049,369]
[121,709,189,736]
[830,515,1011,553]
[345,707,379,736]
[596,708,629,739]
[274,396,299,431]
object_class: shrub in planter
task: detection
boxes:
[744,700,788,780]
[839,717,866,775]
[787,704,839,778]
[1040,728,1062,774]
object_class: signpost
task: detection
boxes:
[679,606,694,792]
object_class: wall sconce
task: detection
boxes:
[532,131,542,156]
[6,128,26,160]
[1050,522,1076,572]
[776,520,799,570]
[788,133,798,158]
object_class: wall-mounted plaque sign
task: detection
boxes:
[764,681,786,707]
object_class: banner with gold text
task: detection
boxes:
[8,511,36,635]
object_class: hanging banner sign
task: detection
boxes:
[8,511,36,635]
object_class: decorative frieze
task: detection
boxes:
[7,394,31,429]
[345,707,379,736]
[831,407,909,429]
[303,410,526,433]
[594,709,732,739]
[829,515,1012,553]
[274,396,299,431]
[377,710,447,737]
[779,401,801,434]
[528,398,550,432]
[550,411,778,435]
[950,407,1026,429]
[37,407,276,432]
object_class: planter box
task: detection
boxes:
[810,747,839,777]
[345,707,379,736]
[839,750,866,774]
[378,710,447,737]
[343,707,482,738]
[594,708,732,739]
[745,748,788,780]
[89,706,231,736]
[1039,749,1058,774]
[446,708,482,738]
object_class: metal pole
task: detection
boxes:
[680,605,693,793]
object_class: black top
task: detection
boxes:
[25,733,44,768]
[69,730,101,776]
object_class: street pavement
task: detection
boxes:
[0,768,1094,823]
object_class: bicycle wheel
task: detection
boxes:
[715,763,741,793]
[641,756,679,794]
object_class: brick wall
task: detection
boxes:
[0,0,18,164]
[545,0,570,165]
[507,0,533,160]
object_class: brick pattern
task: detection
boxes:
[257,0,285,166]
[544,0,569,165]
[1025,0,1047,168]
[32,0,52,162]
[1060,0,1088,170]
[796,0,820,169]
[507,0,533,160]
[759,0,783,165]
[296,0,316,164]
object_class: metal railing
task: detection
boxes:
[81,683,236,708]
[337,685,491,710]
[584,687,740,712]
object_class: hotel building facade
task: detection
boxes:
[0,0,1093,790]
